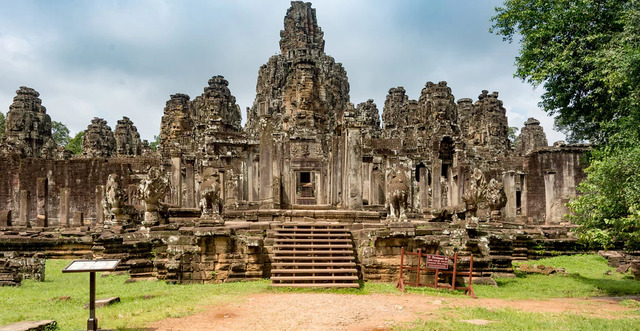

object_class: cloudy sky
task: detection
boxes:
[0,0,565,143]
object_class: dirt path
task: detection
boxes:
[150,293,634,331]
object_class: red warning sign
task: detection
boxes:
[426,254,449,269]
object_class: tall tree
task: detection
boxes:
[66,131,84,155]
[51,120,71,146]
[149,135,161,151]
[492,0,640,250]
[491,0,638,143]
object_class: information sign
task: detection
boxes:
[62,259,120,331]
[426,254,449,269]
[62,260,120,273]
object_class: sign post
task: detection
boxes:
[62,259,120,331]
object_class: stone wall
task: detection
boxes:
[523,144,588,224]
[0,155,160,225]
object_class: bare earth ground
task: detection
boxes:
[150,293,634,331]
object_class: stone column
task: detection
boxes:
[171,153,182,206]
[19,190,31,228]
[259,120,273,207]
[95,185,104,226]
[419,167,428,212]
[0,210,11,227]
[271,133,282,208]
[59,188,71,227]
[72,211,84,227]
[521,174,528,217]
[503,171,517,219]
[544,171,556,225]
[431,161,442,209]
[185,157,195,208]
[344,127,363,210]
[36,178,48,227]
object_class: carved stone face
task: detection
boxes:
[6,113,25,131]
[295,64,316,110]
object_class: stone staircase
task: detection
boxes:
[270,223,359,288]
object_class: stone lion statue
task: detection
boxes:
[386,166,409,220]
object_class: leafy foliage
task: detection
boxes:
[51,120,70,146]
[493,0,640,249]
[491,0,639,143]
[149,134,161,151]
[65,131,84,154]
[567,133,640,250]
[507,126,519,148]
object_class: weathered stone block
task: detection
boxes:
[0,210,11,227]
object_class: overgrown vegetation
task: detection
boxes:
[1,255,637,330]
[149,134,161,151]
[65,131,84,155]
[491,0,640,250]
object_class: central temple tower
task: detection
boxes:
[246,1,353,208]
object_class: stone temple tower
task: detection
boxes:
[245,1,353,208]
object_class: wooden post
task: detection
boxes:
[88,272,97,331]
[415,249,421,287]
[451,253,458,291]
[397,247,405,291]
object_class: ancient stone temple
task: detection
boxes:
[1,86,53,158]
[0,2,590,286]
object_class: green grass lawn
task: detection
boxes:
[0,255,638,330]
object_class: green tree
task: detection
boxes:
[491,0,639,143]
[492,0,640,250]
[567,137,640,250]
[65,131,84,155]
[508,126,519,148]
[149,135,161,151]
[0,111,5,137]
[51,120,71,146]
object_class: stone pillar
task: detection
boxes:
[0,210,11,227]
[248,153,259,202]
[544,171,556,225]
[281,145,291,207]
[258,120,273,207]
[419,167,428,212]
[59,188,71,227]
[271,133,282,208]
[431,161,442,209]
[95,185,104,226]
[361,163,369,205]
[72,211,84,227]
[521,174,528,217]
[185,157,195,208]
[503,171,517,219]
[36,178,48,227]
[19,190,31,228]
[344,127,363,210]
[171,154,182,206]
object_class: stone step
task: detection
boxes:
[272,256,355,261]
[274,233,351,238]
[276,228,350,233]
[0,320,57,331]
[271,275,359,281]
[271,268,358,274]
[274,238,352,243]
[273,262,356,267]
[270,282,360,288]
[274,244,353,249]
[274,249,354,255]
